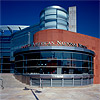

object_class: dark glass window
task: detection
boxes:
[82,54,89,60]
[41,51,53,59]
[40,60,57,66]
[0,58,2,63]
[88,56,91,61]
[40,68,57,74]
[74,68,82,74]
[72,53,82,60]
[63,53,72,59]
[55,52,62,59]
[69,69,74,74]
[62,68,69,74]
[2,64,11,73]
[15,61,23,67]
[91,56,93,62]
[57,60,63,66]
[27,60,40,66]
[27,68,40,74]
[14,50,94,74]
[88,62,92,68]
[26,53,40,59]
[82,68,89,74]
[63,60,71,66]
[72,61,82,67]
[3,57,10,63]
[15,68,23,74]
[15,55,23,61]
[82,61,88,67]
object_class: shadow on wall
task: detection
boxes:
[14,75,30,85]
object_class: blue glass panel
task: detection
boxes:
[82,54,89,60]
[41,52,53,59]
[57,10,67,18]
[55,52,62,59]
[1,43,10,47]
[57,24,67,30]
[63,53,72,59]
[45,21,56,27]
[45,15,56,20]
[72,53,82,60]
[57,19,67,25]
[45,9,56,15]
[2,52,10,56]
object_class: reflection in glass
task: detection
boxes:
[57,24,67,30]
[45,9,56,15]
[72,61,82,67]
[15,51,94,74]
[72,53,82,60]
[57,10,67,18]
[45,21,56,27]
[63,53,72,59]
[45,15,56,20]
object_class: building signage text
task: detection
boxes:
[21,41,87,49]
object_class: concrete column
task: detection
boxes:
[51,78,52,87]
[57,67,62,74]
[81,78,83,86]
[73,78,74,86]
[91,78,93,84]
[40,78,41,87]
[68,6,77,32]
[62,78,64,87]
[30,78,32,86]
[87,78,89,85]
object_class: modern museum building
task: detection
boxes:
[0,6,100,87]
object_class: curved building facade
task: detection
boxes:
[15,48,94,75]
[0,6,100,86]
[14,29,97,87]
[40,6,68,30]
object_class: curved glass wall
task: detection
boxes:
[15,50,94,75]
[40,6,68,30]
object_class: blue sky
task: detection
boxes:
[0,0,99,38]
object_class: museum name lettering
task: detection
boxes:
[21,41,87,49]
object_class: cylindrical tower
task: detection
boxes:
[40,6,68,30]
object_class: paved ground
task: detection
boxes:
[0,84,100,100]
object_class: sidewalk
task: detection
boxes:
[0,84,100,100]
